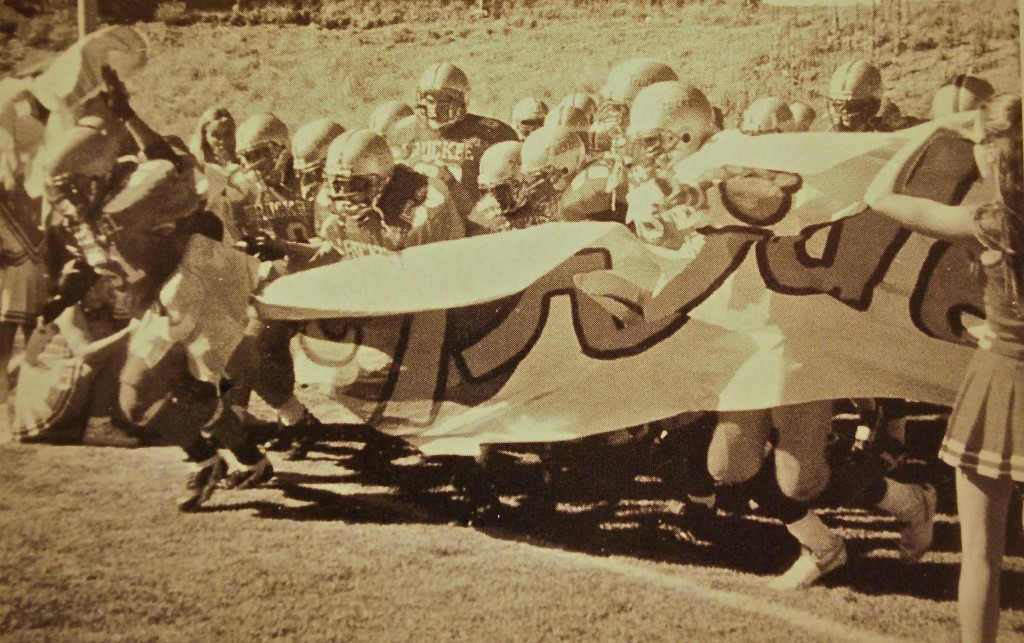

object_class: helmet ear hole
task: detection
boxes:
[681,133,691,144]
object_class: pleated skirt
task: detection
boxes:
[940,345,1024,482]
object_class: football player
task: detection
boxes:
[393,62,518,200]
[589,58,678,155]
[741,97,797,135]
[231,113,322,244]
[369,100,415,160]
[789,101,817,132]
[930,73,995,119]
[558,91,598,126]
[470,140,523,233]
[472,126,589,232]
[236,112,297,196]
[543,102,592,154]
[320,128,470,253]
[827,60,921,133]
[292,119,346,201]
[510,97,549,140]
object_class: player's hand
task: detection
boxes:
[57,259,99,305]
[99,65,135,121]
[251,232,286,261]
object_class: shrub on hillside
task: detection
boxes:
[156,1,201,26]
[99,0,160,22]
[15,7,75,51]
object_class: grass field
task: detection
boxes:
[2,1,1023,640]
[2,437,1024,641]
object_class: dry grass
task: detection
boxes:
[0,4,1022,639]
[3,442,1024,640]
[2,0,1011,139]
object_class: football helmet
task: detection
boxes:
[477,140,524,215]
[236,112,291,177]
[370,101,414,138]
[626,81,719,173]
[511,97,549,140]
[544,103,590,136]
[827,60,882,132]
[43,124,123,223]
[416,62,470,130]
[519,125,587,217]
[292,119,346,199]
[789,101,817,132]
[560,91,598,124]
[741,97,796,134]
[324,129,395,208]
[521,126,587,180]
[930,74,995,119]
[591,59,678,153]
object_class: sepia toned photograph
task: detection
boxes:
[1,0,1022,639]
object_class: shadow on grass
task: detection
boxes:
[207,440,1024,606]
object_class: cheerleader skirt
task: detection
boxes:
[940,343,1024,482]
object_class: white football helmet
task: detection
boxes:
[591,59,678,153]
[416,62,470,130]
[789,101,817,132]
[626,81,719,174]
[236,112,291,180]
[827,60,883,132]
[324,129,395,208]
[741,97,796,134]
[477,140,524,216]
[930,74,994,119]
[292,119,346,199]
[369,101,414,138]
[511,97,549,140]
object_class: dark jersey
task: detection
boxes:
[317,164,470,257]
[393,112,518,200]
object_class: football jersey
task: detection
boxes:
[393,112,518,199]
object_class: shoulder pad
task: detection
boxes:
[470,114,518,141]
[392,114,420,136]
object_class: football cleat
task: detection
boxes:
[177,454,228,512]
[770,540,847,591]
[220,458,275,490]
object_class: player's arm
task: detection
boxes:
[100,65,178,164]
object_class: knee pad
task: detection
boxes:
[774,449,831,503]
[707,421,767,485]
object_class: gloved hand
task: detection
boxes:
[100,64,135,122]
[250,231,287,261]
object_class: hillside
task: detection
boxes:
[2,0,1019,138]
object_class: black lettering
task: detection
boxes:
[756,209,909,311]
[909,239,985,346]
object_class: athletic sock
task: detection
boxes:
[183,437,218,463]
[786,511,841,556]
[230,443,265,467]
